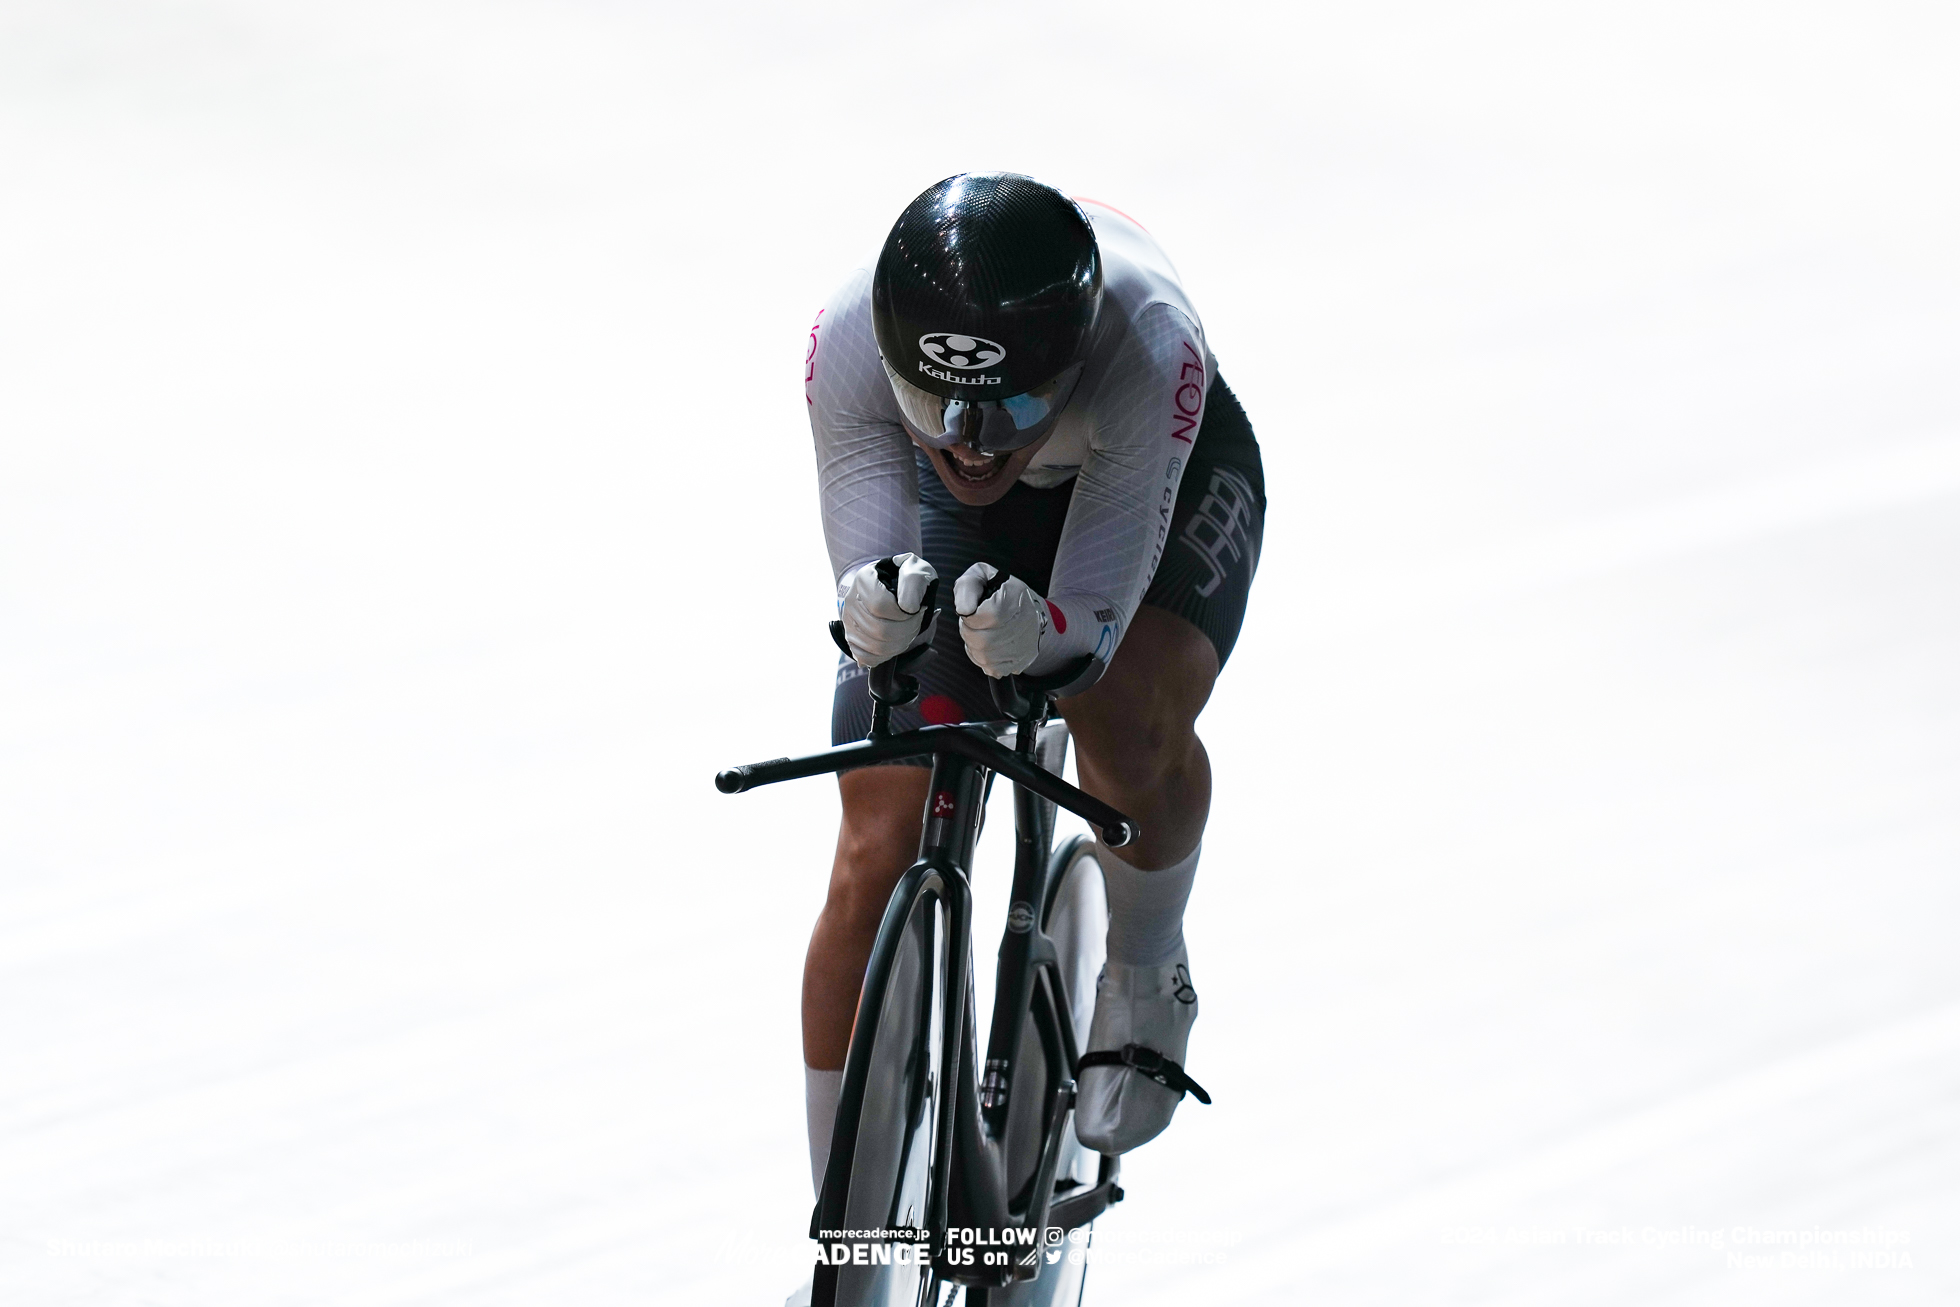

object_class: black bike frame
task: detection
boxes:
[716,648,1134,1290]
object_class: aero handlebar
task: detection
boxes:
[715,724,1138,848]
[715,624,1138,848]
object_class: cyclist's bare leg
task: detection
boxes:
[1059,603,1219,871]
[1058,604,1217,1151]
[802,764,931,1070]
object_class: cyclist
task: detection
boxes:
[801,173,1264,1200]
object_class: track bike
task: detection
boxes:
[717,612,1138,1306]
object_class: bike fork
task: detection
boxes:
[919,750,984,1255]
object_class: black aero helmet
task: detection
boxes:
[873,173,1102,450]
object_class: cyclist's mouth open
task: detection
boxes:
[937,443,1012,488]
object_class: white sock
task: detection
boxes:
[1097,840,1200,966]
[805,1065,844,1200]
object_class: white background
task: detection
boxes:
[3,2,1956,1303]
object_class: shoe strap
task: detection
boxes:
[1077,1042,1212,1105]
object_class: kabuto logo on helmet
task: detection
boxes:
[874,175,1101,402]
[918,333,1006,370]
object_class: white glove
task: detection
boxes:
[838,553,937,667]
[954,562,1049,678]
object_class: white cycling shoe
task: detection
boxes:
[783,1277,812,1306]
[1073,945,1209,1155]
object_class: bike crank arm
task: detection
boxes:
[1009,1080,1079,1280]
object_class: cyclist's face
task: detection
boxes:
[911,429,1056,506]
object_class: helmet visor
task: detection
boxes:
[882,360,1084,453]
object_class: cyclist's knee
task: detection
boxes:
[1061,607,1215,795]
[1073,714,1200,801]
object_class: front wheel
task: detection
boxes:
[814,879,949,1307]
